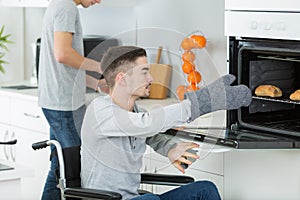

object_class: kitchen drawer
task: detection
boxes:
[0,94,11,124]
[149,142,224,176]
[150,159,224,198]
[10,98,49,133]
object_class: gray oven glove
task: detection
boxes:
[184,74,252,121]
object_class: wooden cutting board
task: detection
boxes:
[149,63,172,99]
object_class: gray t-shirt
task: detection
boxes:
[38,0,85,111]
[81,95,191,199]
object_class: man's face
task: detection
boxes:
[80,0,101,8]
[125,56,153,98]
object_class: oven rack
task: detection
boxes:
[252,96,300,105]
[257,55,300,63]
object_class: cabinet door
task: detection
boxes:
[14,127,49,199]
[0,0,50,7]
[11,97,49,133]
[0,93,11,124]
[22,0,50,7]
[150,159,224,198]
[0,0,23,6]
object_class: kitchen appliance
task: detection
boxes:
[222,0,300,149]
[83,36,119,80]
[35,38,41,82]
[164,1,300,149]
[34,36,119,86]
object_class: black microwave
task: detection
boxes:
[35,36,119,81]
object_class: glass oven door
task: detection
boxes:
[228,37,300,138]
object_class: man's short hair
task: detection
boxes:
[101,46,147,88]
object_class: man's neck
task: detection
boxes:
[110,90,139,111]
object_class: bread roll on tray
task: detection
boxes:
[290,89,300,101]
[255,85,282,98]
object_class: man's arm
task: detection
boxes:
[146,134,178,156]
[54,31,101,73]
[91,99,191,138]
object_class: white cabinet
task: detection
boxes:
[0,90,50,199]
[14,126,49,199]
[0,0,21,6]
[11,97,49,133]
[0,0,136,7]
[150,159,224,197]
[0,93,10,124]
[224,150,300,200]
[0,0,50,7]
[22,0,50,7]
[142,148,224,198]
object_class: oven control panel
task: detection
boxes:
[225,11,300,40]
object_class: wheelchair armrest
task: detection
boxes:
[64,187,122,200]
[141,173,194,186]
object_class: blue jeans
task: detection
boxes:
[41,105,86,200]
[131,181,221,200]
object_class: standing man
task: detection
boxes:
[38,0,103,199]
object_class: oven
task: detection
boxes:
[223,0,300,148]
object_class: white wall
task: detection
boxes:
[136,0,226,94]
[0,0,227,92]
[23,8,45,81]
[0,7,24,83]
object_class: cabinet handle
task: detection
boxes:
[4,130,9,160]
[24,112,40,119]
[10,132,15,162]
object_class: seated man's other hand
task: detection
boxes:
[167,142,199,174]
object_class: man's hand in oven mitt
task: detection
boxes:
[184,74,252,121]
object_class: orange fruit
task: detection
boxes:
[190,35,206,48]
[181,37,196,50]
[187,71,202,84]
[187,84,199,91]
[176,85,187,101]
[182,61,195,74]
[182,51,195,63]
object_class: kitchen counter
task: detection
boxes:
[0,82,102,104]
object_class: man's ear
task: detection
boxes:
[115,72,126,86]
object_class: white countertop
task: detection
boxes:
[0,81,102,104]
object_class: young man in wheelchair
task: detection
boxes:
[80,46,252,199]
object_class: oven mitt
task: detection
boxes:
[184,74,252,121]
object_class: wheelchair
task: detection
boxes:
[32,140,195,200]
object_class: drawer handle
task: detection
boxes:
[24,112,40,119]
[4,131,9,160]
[10,132,15,162]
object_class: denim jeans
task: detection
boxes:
[41,105,86,200]
[131,181,221,200]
